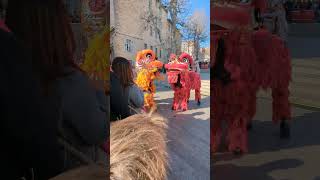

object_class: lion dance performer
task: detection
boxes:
[165,53,201,111]
[81,27,110,93]
[253,0,291,136]
[211,0,291,155]
[135,49,164,111]
[178,52,202,106]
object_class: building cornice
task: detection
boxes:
[114,31,143,40]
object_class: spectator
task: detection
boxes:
[6,0,108,173]
[194,60,201,73]
[1,9,64,180]
[262,2,288,44]
[1,27,66,180]
[110,57,144,121]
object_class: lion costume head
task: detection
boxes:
[178,52,194,71]
[135,49,164,110]
[135,49,156,69]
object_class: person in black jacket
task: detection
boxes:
[4,0,108,177]
[110,57,144,121]
[1,26,62,179]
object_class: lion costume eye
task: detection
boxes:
[183,58,189,63]
[146,53,152,59]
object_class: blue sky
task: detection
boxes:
[189,0,210,48]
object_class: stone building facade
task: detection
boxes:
[200,47,210,62]
[181,40,210,63]
[110,0,182,63]
[181,41,195,57]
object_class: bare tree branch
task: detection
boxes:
[183,10,209,61]
[161,0,191,54]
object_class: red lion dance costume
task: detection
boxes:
[179,53,201,105]
[211,0,291,154]
[165,53,201,111]
[135,49,164,111]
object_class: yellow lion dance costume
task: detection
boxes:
[80,28,110,94]
[135,49,164,111]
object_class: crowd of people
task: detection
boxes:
[1,0,108,179]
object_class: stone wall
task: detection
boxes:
[111,0,182,62]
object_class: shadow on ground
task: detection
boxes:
[212,111,320,180]
[155,95,210,111]
[288,36,320,59]
[212,159,304,180]
[156,94,210,180]
[213,111,320,161]
[249,111,320,154]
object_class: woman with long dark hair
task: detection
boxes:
[110,57,144,121]
[6,0,108,174]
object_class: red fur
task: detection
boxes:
[169,54,177,62]
[212,15,291,153]
[166,53,202,111]
[253,30,292,122]
[188,71,201,102]
[179,52,194,65]
[212,5,252,28]
[169,71,190,111]
[212,29,264,153]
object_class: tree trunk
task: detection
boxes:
[169,0,178,54]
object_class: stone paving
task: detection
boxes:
[212,97,320,180]
[155,75,210,180]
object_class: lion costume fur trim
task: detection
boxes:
[179,52,194,65]
[110,112,169,180]
[135,49,164,110]
[136,49,156,62]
